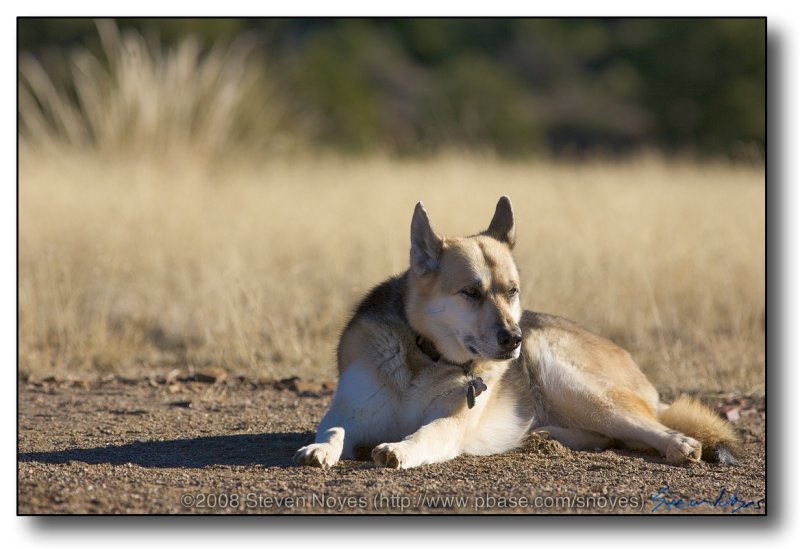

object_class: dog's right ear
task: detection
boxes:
[410,202,443,275]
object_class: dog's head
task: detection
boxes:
[406,196,523,364]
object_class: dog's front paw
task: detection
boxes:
[665,434,702,464]
[372,442,412,469]
[294,443,340,468]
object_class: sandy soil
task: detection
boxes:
[18,375,766,515]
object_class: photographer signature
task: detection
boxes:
[650,485,765,514]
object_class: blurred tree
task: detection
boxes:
[288,21,386,152]
[620,18,765,155]
[423,53,543,154]
[18,17,765,159]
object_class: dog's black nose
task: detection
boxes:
[497,327,523,350]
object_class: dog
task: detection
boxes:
[294,196,741,469]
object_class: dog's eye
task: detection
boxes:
[460,287,481,300]
[508,287,519,298]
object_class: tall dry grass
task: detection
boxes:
[18,24,765,393]
[19,20,291,159]
[19,153,765,393]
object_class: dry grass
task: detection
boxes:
[19,20,289,158]
[19,152,764,393]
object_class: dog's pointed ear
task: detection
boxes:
[485,196,516,249]
[410,202,443,275]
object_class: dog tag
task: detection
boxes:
[466,383,476,409]
[466,377,487,409]
[473,377,487,396]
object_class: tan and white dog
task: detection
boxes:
[295,197,741,469]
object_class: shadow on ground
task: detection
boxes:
[18,432,315,468]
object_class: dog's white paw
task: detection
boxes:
[665,434,702,464]
[294,443,340,468]
[372,442,413,469]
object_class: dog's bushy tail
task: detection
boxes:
[659,395,742,465]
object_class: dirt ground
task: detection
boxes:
[17,374,766,515]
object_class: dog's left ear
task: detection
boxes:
[485,196,516,249]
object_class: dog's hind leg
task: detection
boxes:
[534,426,613,451]
[558,389,703,464]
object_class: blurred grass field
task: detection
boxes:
[19,152,764,393]
[18,23,765,393]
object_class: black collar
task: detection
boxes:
[414,333,486,410]
[415,334,474,372]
